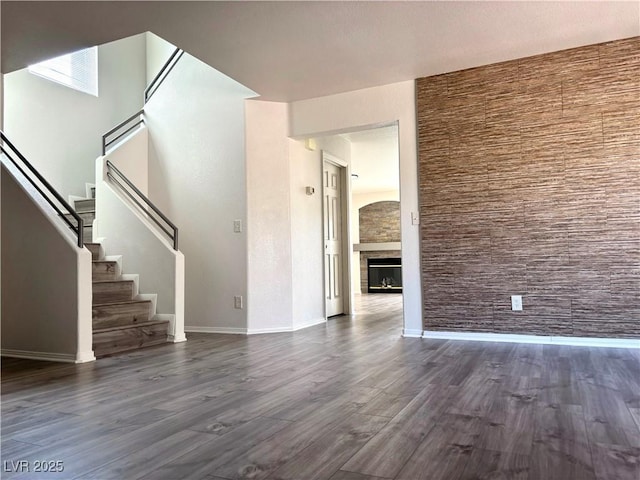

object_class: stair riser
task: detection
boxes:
[63,211,95,224]
[75,199,95,213]
[85,243,103,261]
[93,322,169,357]
[83,226,93,244]
[92,261,119,281]
[93,301,151,329]
[82,225,171,357]
[93,281,134,304]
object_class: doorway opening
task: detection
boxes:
[320,123,402,320]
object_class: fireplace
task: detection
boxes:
[367,257,402,293]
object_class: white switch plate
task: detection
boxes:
[233,220,242,233]
[411,212,420,225]
[511,295,523,311]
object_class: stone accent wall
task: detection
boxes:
[359,201,401,243]
[416,36,639,338]
[358,201,401,293]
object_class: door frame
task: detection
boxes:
[321,151,353,318]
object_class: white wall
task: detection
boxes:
[96,129,185,342]
[104,124,149,195]
[144,47,255,333]
[1,71,3,330]
[315,135,351,164]
[1,7,3,331]
[289,80,423,336]
[288,138,325,329]
[1,72,3,129]
[245,101,332,332]
[3,33,146,199]
[289,135,353,321]
[1,164,93,362]
[245,102,355,332]
[245,100,293,333]
[145,32,176,87]
[350,131,400,197]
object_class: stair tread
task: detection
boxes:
[63,209,95,215]
[93,279,134,284]
[86,238,167,356]
[92,299,151,307]
[93,319,169,334]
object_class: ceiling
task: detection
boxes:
[2,1,639,102]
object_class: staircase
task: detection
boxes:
[70,191,171,357]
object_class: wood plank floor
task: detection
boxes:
[2,294,639,480]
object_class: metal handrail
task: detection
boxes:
[101,48,185,155]
[102,110,144,155]
[144,48,184,103]
[1,131,84,247]
[99,46,184,248]
[105,160,178,250]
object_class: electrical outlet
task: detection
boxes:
[234,295,243,309]
[233,220,242,233]
[511,295,523,311]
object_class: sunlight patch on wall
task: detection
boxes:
[28,46,98,97]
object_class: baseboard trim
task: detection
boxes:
[75,350,97,363]
[421,331,640,349]
[186,319,327,336]
[247,327,292,335]
[168,335,187,343]
[185,326,248,335]
[154,313,184,343]
[1,349,96,363]
[402,329,424,338]
[248,318,327,335]
[292,317,326,331]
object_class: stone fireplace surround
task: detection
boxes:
[356,201,401,293]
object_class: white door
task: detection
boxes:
[324,161,344,317]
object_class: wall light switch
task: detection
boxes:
[233,220,242,233]
[511,295,523,311]
[234,295,243,309]
[411,212,420,225]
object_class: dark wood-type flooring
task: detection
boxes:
[2,294,639,479]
